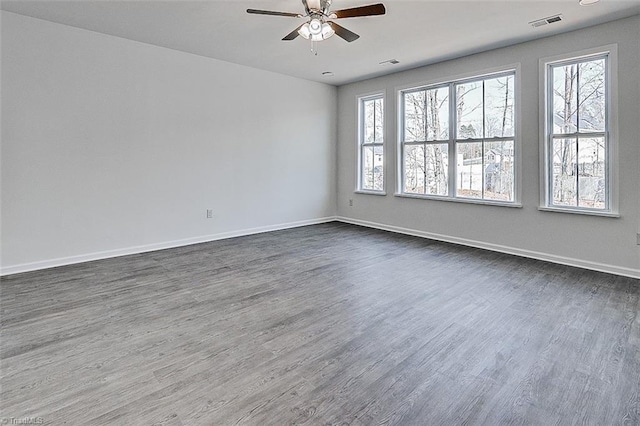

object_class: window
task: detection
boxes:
[543,50,615,214]
[402,86,449,196]
[358,95,384,192]
[400,70,517,204]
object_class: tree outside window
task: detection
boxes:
[549,56,607,210]
[400,71,516,203]
[359,95,384,192]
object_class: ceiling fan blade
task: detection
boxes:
[246,9,301,18]
[328,22,360,42]
[282,24,304,41]
[333,3,386,19]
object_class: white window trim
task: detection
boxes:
[539,44,619,217]
[395,192,523,208]
[356,92,386,194]
[395,64,522,206]
[355,189,387,196]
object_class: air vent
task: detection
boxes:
[529,14,563,28]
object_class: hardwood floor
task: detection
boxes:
[1,222,639,425]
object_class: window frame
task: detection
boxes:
[400,84,451,198]
[539,45,619,217]
[356,92,386,194]
[396,65,521,207]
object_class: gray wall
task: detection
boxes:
[1,12,337,273]
[337,16,640,277]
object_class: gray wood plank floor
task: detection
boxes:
[1,222,639,425]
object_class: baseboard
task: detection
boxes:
[0,216,338,276]
[336,216,640,279]
[4,216,637,279]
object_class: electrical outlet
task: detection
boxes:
[349,199,353,207]
[206,209,213,219]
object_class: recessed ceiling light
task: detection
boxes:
[579,0,600,5]
[322,71,334,77]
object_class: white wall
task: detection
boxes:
[337,16,640,278]
[0,11,337,274]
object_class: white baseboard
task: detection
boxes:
[0,216,338,276]
[336,216,640,280]
[4,216,637,279]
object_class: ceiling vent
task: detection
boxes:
[530,14,563,28]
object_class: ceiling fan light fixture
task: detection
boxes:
[298,23,312,39]
[298,20,335,41]
[321,22,335,39]
[309,18,322,35]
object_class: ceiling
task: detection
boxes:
[2,0,639,85]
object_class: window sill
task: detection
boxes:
[538,206,620,218]
[355,190,386,196]
[394,192,522,208]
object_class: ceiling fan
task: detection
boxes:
[247,0,386,43]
